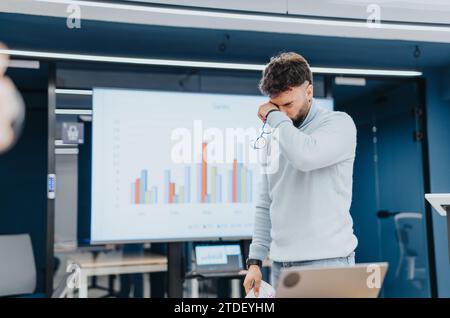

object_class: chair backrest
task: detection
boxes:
[0,234,36,297]
[394,213,426,261]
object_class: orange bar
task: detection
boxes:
[135,179,140,204]
[169,182,175,203]
[233,159,237,203]
[202,142,207,203]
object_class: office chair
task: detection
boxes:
[394,213,428,286]
[0,234,71,298]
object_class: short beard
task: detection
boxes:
[292,101,311,127]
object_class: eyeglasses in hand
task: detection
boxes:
[251,121,272,149]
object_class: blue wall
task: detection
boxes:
[341,82,433,297]
[424,68,450,298]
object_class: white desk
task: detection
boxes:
[66,251,167,298]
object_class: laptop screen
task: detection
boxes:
[195,244,243,274]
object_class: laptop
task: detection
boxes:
[275,262,388,298]
[190,244,245,278]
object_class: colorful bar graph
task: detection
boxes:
[160,167,192,204]
[130,170,161,205]
[130,142,253,205]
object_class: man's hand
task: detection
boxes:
[243,265,263,297]
[258,102,279,123]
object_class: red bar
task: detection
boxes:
[233,159,237,203]
[169,182,175,203]
[202,142,207,203]
[135,179,140,204]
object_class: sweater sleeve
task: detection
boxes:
[248,171,272,262]
[266,110,356,172]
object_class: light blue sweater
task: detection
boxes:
[249,100,358,262]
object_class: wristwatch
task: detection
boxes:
[246,258,262,270]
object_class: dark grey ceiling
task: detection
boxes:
[0,12,440,109]
[1,12,450,70]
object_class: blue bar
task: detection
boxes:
[236,163,242,202]
[229,170,233,203]
[140,170,147,204]
[185,166,190,203]
[247,170,252,202]
[164,170,170,204]
[197,163,202,203]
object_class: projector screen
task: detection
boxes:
[91,88,267,243]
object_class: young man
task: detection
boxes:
[244,52,358,296]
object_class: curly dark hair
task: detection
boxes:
[259,52,313,96]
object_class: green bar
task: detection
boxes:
[179,186,184,204]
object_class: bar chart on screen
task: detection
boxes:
[130,142,253,205]
[91,88,266,243]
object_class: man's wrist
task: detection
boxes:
[246,258,263,269]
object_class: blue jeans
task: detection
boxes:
[271,252,356,289]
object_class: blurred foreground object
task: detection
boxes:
[0,43,25,153]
